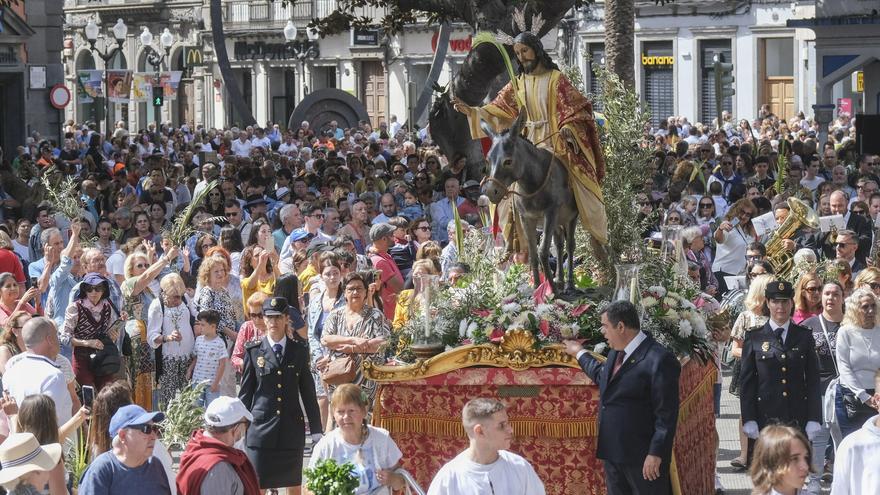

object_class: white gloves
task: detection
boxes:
[805,421,822,441]
[743,421,759,439]
[311,433,323,444]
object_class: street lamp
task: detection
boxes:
[283,21,320,99]
[83,18,128,136]
[139,26,174,130]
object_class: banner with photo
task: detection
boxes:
[77,70,104,103]
[130,73,156,102]
[106,70,133,103]
[159,71,183,99]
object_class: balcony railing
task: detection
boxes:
[223,1,386,29]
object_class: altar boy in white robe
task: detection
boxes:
[427,398,545,495]
[831,369,880,495]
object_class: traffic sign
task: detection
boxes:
[49,84,71,109]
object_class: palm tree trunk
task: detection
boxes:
[604,0,635,88]
[210,0,257,127]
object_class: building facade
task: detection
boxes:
[572,0,818,127]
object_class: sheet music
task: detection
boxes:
[818,214,845,233]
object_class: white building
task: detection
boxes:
[572,0,818,127]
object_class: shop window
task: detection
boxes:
[700,40,733,125]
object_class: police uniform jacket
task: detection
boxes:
[239,336,323,451]
[739,320,822,429]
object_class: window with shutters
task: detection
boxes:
[641,41,674,129]
[588,44,605,112]
[700,40,733,125]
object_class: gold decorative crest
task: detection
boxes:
[761,342,770,352]
[363,329,590,383]
[257,356,265,368]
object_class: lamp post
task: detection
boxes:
[139,27,174,131]
[283,21,320,103]
[83,18,128,137]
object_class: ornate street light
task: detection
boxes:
[283,21,320,99]
[139,26,175,129]
[82,18,128,136]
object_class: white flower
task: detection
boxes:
[459,319,469,338]
[678,309,693,321]
[559,325,576,338]
[502,302,522,314]
[680,299,696,310]
[678,319,693,338]
[570,322,580,332]
[642,296,658,308]
[535,304,554,316]
[663,308,680,321]
[648,286,667,298]
[593,342,608,354]
[691,315,708,337]
[662,297,678,308]
[467,321,479,338]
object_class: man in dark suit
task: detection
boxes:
[739,281,822,451]
[239,296,323,493]
[564,300,681,495]
[822,190,872,262]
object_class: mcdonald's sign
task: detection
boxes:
[183,46,205,67]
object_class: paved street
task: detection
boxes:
[715,365,831,495]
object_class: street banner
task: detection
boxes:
[106,70,132,103]
[131,73,156,102]
[159,71,183,99]
[77,70,103,103]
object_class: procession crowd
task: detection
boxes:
[0,100,875,495]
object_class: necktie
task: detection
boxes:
[774,327,785,347]
[612,351,626,377]
[272,343,283,362]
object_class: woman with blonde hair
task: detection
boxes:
[393,259,440,331]
[793,272,823,323]
[853,266,880,297]
[121,241,180,408]
[147,272,197,407]
[835,288,880,439]
[728,274,775,469]
[230,291,270,373]
[830,258,854,297]
[0,310,30,374]
[749,424,811,495]
[713,198,759,295]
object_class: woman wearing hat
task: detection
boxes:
[0,432,62,494]
[62,272,121,391]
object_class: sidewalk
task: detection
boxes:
[715,366,830,495]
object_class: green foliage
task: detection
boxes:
[160,383,207,449]
[163,180,223,247]
[64,425,90,488]
[572,63,654,281]
[40,173,94,245]
[303,458,360,495]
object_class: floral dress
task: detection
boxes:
[121,275,156,410]
[322,306,391,404]
[147,296,196,407]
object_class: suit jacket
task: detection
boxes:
[739,321,821,429]
[821,213,872,262]
[577,334,681,465]
[239,336,322,451]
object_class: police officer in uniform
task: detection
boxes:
[239,296,322,494]
[739,281,822,452]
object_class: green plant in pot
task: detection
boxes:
[303,458,359,495]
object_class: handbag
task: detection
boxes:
[321,355,358,386]
[728,358,742,396]
[841,387,876,419]
[88,300,125,377]
[819,317,839,426]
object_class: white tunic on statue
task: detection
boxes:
[427,450,545,495]
[831,415,880,495]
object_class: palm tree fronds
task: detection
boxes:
[163,180,220,247]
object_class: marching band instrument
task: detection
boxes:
[766,196,820,277]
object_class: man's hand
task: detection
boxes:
[1,390,17,416]
[743,420,759,439]
[781,239,796,252]
[562,339,584,357]
[451,95,471,115]
[642,455,662,481]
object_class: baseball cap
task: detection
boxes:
[290,228,314,243]
[204,397,254,427]
[109,405,165,437]
[369,223,396,242]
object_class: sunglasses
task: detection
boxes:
[638,202,651,206]
[249,312,263,318]
[700,204,713,208]
[225,211,240,217]
[803,286,821,293]
[836,243,854,248]
[869,282,880,291]
[135,263,148,269]
[310,213,325,218]
[85,285,103,293]
[127,424,161,435]
[852,210,866,215]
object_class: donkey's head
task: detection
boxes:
[481,113,525,204]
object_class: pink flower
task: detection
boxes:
[533,279,554,304]
[461,338,473,345]
[571,304,590,317]
[472,309,491,318]
[490,327,505,342]
[539,320,550,337]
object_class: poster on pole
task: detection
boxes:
[77,70,104,103]
[131,73,156,102]
[106,70,133,103]
[159,71,183,99]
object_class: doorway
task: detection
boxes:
[360,60,386,128]
[760,38,795,120]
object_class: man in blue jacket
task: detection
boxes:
[564,300,681,494]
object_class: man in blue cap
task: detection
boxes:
[78,404,171,494]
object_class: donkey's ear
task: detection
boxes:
[510,112,526,137]
[432,82,446,94]
[480,120,496,139]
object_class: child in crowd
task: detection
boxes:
[749,424,811,495]
[188,310,228,407]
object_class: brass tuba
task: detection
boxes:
[766,196,820,277]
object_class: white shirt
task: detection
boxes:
[831,415,880,495]
[768,319,792,343]
[309,426,403,495]
[107,248,126,278]
[4,352,73,427]
[11,240,29,262]
[147,298,197,358]
[266,334,285,356]
[712,225,751,275]
[427,450,545,495]
[836,324,880,402]
[191,335,228,385]
[232,139,253,158]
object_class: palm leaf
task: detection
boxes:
[774,140,789,195]
[452,199,464,254]
[163,180,221,247]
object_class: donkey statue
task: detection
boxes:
[481,114,578,294]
